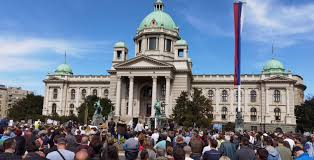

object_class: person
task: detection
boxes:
[166,146,174,160]
[189,131,204,160]
[75,135,95,157]
[75,149,89,160]
[219,156,231,160]
[219,134,236,160]
[202,138,211,154]
[284,135,295,151]
[173,147,185,160]
[184,146,193,160]
[46,137,75,160]
[156,148,167,160]
[101,137,119,160]
[276,138,292,160]
[202,138,221,160]
[108,118,116,136]
[142,138,156,160]
[14,129,26,156]
[123,132,139,160]
[235,136,256,160]
[140,149,149,160]
[155,134,167,150]
[293,146,314,160]
[304,135,314,158]
[152,129,160,145]
[256,148,269,160]
[264,136,281,160]
[134,121,144,132]
[0,138,22,160]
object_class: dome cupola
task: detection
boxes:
[55,64,73,75]
[262,58,285,75]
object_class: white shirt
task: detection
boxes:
[185,156,193,160]
[284,138,295,150]
[151,132,159,145]
[134,123,144,132]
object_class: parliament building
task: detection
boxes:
[42,0,306,132]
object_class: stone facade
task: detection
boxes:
[0,85,33,118]
[42,1,306,132]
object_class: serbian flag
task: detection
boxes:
[233,1,243,85]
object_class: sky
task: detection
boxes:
[0,0,313,97]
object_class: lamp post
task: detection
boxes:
[84,97,88,125]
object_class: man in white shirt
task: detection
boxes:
[46,137,75,160]
[134,121,144,132]
[151,129,159,145]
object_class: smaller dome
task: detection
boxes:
[175,39,187,46]
[55,64,73,75]
[114,41,127,48]
[262,58,285,74]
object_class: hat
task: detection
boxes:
[56,137,67,144]
[292,146,303,153]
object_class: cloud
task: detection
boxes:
[0,36,111,72]
[244,0,314,47]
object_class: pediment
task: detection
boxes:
[114,55,174,69]
[263,75,295,82]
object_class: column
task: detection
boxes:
[151,76,157,117]
[128,76,134,116]
[115,76,121,117]
[286,87,290,115]
[265,88,269,113]
[165,77,171,116]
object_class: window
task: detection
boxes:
[53,89,58,99]
[69,104,74,115]
[71,89,76,100]
[161,83,166,97]
[250,107,257,121]
[52,103,57,114]
[208,90,214,101]
[274,108,281,121]
[146,104,151,117]
[138,40,142,52]
[221,106,228,120]
[81,89,87,100]
[274,90,281,102]
[148,37,157,50]
[117,51,122,59]
[178,49,184,57]
[222,90,228,102]
[143,87,152,97]
[251,126,258,131]
[250,90,257,103]
[165,39,172,52]
[104,89,109,98]
[93,89,98,96]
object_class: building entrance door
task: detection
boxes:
[139,85,152,118]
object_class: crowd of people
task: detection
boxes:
[0,118,313,160]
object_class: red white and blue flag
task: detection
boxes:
[233,1,243,86]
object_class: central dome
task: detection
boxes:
[262,58,285,74]
[55,64,73,75]
[138,1,177,31]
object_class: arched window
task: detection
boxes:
[250,107,257,121]
[69,104,75,115]
[222,90,228,102]
[104,89,109,98]
[250,90,257,103]
[221,106,228,120]
[81,89,86,100]
[53,89,58,99]
[71,89,76,100]
[235,90,242,102]
[52,103,57,114]
[274,108,281,121]
[274,90,281,102]
[93,89,98,96]
[208,90,214,101]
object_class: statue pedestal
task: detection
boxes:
[235,111,244,133]
[92,114,104,126]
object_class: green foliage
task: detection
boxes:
[172,88,213,128]
[295,96,314,132]
[77,95,114,123]
[8,94,44,121]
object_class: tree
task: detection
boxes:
[172,88,213,128]
[77,95,114,123]
[8,94,44,121]
[295,96,314,132]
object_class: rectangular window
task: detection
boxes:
[221,114,226,120]
[251,126,257,131]
[165,39,172,52]
[138,40,142,52]
[117,51,122,59]
[149,37,157,50]
[178,49,184,57]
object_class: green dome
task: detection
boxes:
[138,11,177,31]
[114,41,126,48]
[262,58,285,74]
[55,64,73,75]
[175,39,187,45]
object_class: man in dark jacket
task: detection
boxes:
[14,129,26,156]
[203,138,221,160]
[235,136,256,160]
[0,138,22,160]
[219,135,236,160]
[189,131,204,160]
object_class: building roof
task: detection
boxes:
[55,64,73,75]
[175,39,187,45]
[262,58,285,75]
[114,41,127,48]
